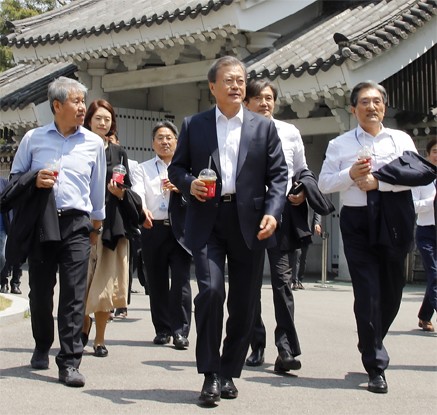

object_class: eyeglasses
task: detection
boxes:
[222,77,246,87]
[155,135,176,141]
[252,95,274,103]
[357,98,384,107]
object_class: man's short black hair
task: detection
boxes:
[245,79,278,102]
[152,120,179,139]
[350,81,387,107]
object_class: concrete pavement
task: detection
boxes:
[0,270,436,415]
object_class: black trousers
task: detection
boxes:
[340,206,406,374]
[141,223,192,337]
[416,225,437,321]
[192,202,265,378]
[0,260,23,286]
[28,214,90,370]
[250,244,301,356]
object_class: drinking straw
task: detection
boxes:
[208,156,211,170]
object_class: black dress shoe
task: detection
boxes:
[199,373,221,406]
[245,348,265,366]
[173,333,189,349]
[30,348,49,370]
[368,372,388,394]
[59,367,85,387]
[10,284,22,294]
[221,377,238,399]
[93,344,108,357]
[153,333,171,345]
[274,350,302,373]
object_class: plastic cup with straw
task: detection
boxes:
[199,156,217,199]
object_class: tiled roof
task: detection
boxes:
[246,0,436,80]
[0,62,77,111]
[1,0,234,48]
[1,0,435,121]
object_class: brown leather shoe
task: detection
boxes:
[418,319,435,332]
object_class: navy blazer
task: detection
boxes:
[169,191,191,255]
[367,150,436,253]
[0,171,61,265]
[168,106,288,251]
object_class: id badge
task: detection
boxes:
[159,200,168,211]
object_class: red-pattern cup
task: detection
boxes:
[112,164,126,184]
[199,168,217,199]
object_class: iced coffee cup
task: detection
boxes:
[357,146,372,165]
[112,164,126,184]
[199,168,217,199]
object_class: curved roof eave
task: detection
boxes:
[0,62,77,112]
[1,0,235,49]
[246,0,436,81]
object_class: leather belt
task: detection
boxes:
[342,206,367,211]
[57,208,87,217]
[220,194,236,203]
[153,219,171,226]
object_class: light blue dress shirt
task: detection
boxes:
[11,122,106,220]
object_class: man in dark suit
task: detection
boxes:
[168,56,287,406]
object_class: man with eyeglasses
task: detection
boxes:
[319,81,419,394]
[2,77,106,387]
[168,56,287,406]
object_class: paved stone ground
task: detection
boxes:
[0,270,436,415]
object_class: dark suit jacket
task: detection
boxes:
[367,150,436,253]
[0,178,12,233]
[101,142,144,250]
[279,170,334,250]
[0,171,61,264]
[372,151,436,186]
[168,106,288,251]
[169,191,191,255]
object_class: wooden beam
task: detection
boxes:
[102,60,214,92]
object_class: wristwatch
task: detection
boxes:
[91,225,103,235]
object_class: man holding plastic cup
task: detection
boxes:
[3,77,106,387]
[132,121,192,350]
[319,81,423,394]
[168,56,287,406]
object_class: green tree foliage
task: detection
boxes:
[0,1,69,71]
